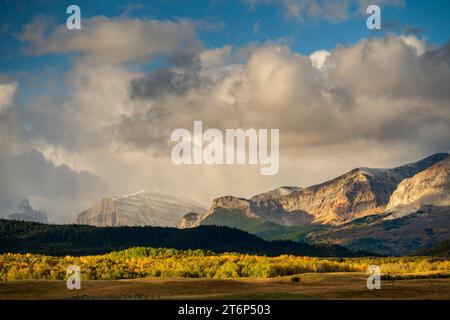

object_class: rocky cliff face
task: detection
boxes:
[387,155,450,212]
[180,196,258,228]
[276,169,390,224]
[277,153,450,224]
[183,153,449,228]
[77,191,205,227]
[179,212,203,228]
[180,187,314,228]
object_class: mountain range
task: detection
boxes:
[75,153,450,255]
[181,153,450,255]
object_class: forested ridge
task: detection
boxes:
[0,219,365,257]
[415,240,450,257]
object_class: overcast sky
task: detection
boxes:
[0,0,449,222]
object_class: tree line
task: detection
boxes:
[0,219,365,257]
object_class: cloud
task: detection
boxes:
[15,18,450,159]
[404,27,422,35]
[399,35,426,55]
[328,36,449,100]
[0,81,21,141]
[200,46,233,69]
[112,36,450,160]
[244,0,404,22]
[27,61,138,152]
[282,0,349,22]
[20,16,198,63]
[309,50,330,68]
[0,82,108,223]
[0,82,17,114]
[17,15,202,153]
[130,50,203,100]
[0,144,109,223]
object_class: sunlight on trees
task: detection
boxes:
[1,248,449,281]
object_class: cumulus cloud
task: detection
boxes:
[328,36,449,100]
[115,35,450,156]
[18,15,202,153]
[309,50,330,68]
[399,35,427,56]
[27,61,139,152]
[17,21,450,160]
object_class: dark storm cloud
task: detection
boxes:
[425,41,450,64]
[112,105,171,152]
[129,51,203,100]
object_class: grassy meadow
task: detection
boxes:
[1,274,450,300]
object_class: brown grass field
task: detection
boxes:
[1,273,450,300]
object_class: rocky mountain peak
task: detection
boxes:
[251,186,303,201]
[387,155,450,211]
[7,199,49,224]
[77,191,206,227]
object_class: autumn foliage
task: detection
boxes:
[1,247,450,281]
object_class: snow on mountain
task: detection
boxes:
[76,191,206,227]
